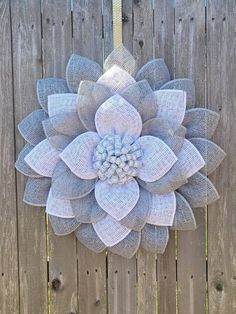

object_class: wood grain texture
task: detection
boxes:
[175,1,207,313]
[207,0,236,312]
[0,1,19,313]
[11,0,48,313]
[41,1,78,313]
[154,3,176,312]
[103,0,113,59]
[72,1,107,313]
[122,0,133,53]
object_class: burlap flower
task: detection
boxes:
[16,45,225,258]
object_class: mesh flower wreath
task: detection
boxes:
[16,45,226,258]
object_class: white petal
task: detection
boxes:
[154,90,187,131]
[60,131,100,179]
[93,215,131,247]
[147,192,176,226]
[95,94,142,139]
[24,139,60,177]
[176,139,205,178]
[94,179,140,221]
[137,136,177,182]
[48,93,77,117]
[46,189,74,218]
[97,65,136,93]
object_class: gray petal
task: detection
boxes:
[77,80,113,131]
[50,112,87,136]
[120,187,151,231]
[36,78,69,112]
[71,190,106,223]
[51,160,96,200]
[66,54,103,93]
[15,143,42,177]
[75,223,106,253]
[189,138,226,175]
[135,59,170,90]
[160,78,195,109]
[49,215,80,236]
[23,177,51,206]
[138,163,187,195]
[142,118,175,139]
[171,192,196,231]
[177,172,219,208]
[109,231,141,258]
[141,224,169,254]
[120,80,158,122]
[18,109,48,145]
[104,44,137,75]
[183,108,220,139]
[164,134,185,154]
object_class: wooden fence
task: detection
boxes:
[0,0,235,313]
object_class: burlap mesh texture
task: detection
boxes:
[48,93,77,116]
[160,78,196,109]
[51,160,96,200]
[109,231,141,259]
[137,162,187,195]
[136,136,177,182]
[60,131,100,180]
[93,214,131,247]
[23,177,51,206]
[75,223,106,253]
[46,189,74,217]
[183,108,220,139]
[178,172,219,208]
[104,44,137,76]
[141,224,169,254]
[77,80,113,131]
[120,80,158,122]
[50,112,86,137]
[135,59,170,90]
[66,54,103,93]
[171,192,196,231]
[49,215,80,236]
[15,143,42,177]
[18,109,48,145]
[154,90,186,132]
[119,187,151,231]
[94,179,139,221]
[36,78,69,112]
[189,138,226,175]
[70,190,106,223]
[147,192,176,226]
[24,139,60,177]
[97,65,136,93]
[95,94,142,139]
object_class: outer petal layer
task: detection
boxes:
[46,189,74,218]
[109,231,141,258]
[23,177,51,206]
[93,215,131,247]
[137,136,177,182]
[75,224,106,253]
[60,132,100,179]
[48,93,77,117]
[49,215,80,236]
[95,179,140,221]
[95,94,142,139]
[141,224,169,254]
[66,54,102,93]
[16,143,42,177]
[147,192,176,226]
[24,139,60,177]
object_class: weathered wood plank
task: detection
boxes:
[103,0,113,59]
[207,1,236,312]
[175,1,207,313]
[72,1,107,313]
[41,1,78,313]
[154,2,176,312]
[122,0,133,53]
[11,0,48,313]
[0,1,19,313]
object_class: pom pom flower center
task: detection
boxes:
[93,134,143,184]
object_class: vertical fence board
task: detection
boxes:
[41,1,78,313]
[11,0,48,313]
[0,1,19,313]
[175,1,207,313]
[154,2,176,313]
[103,0,113,59]
[72,1,107,313]
[207,1,236,313]
[122,0,133,53]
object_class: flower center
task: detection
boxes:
[93,134,143,184]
